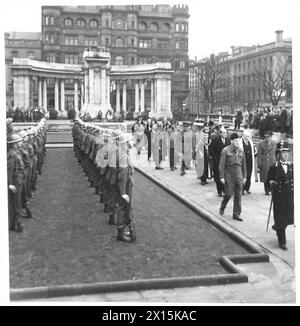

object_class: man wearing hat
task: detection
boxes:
[257,131,277,195]
[267,141,294,250]
[208,126,231,196]
[7,133,25,232]
[219,132,247,221]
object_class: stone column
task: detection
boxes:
[167,79,172,112]
[101,67,106,106]
[24,76,30,109]
[122,81,127,113]
[13,76,20,108]
[60,79,65,112]
[43,78,47,111]
[80,80,84,109]
[106,74,111,107]
[55,78,59,111]
[140,81,145,112]
[156,78,162,111]
[84,70,89,103]
[154,78,158,111]
[135,81,139,114]
[89,69,94,104]
[116,81,120,113]
[74,80,79,112]
[38,78,42,108]
[150,79,154,113]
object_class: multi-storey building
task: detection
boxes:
[5,32,42,107]
[41,4,189,115]
[187,30,293,116]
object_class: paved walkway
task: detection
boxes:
[32,147,295,304]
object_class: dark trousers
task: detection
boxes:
[243,176,251,192]
[169,147,174,168]
[264,181,271,194]
[276,228,287,245]
[213,165,224,194]
[146,133,151,160]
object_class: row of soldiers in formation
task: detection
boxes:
[7,118,47,233]
[72,118,136,243]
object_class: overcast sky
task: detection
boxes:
[1,0,298,59]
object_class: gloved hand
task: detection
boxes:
[122,194,130,203]
[270,180,278,191]
[8,185,17,194]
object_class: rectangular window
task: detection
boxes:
[65,36,78,45]
[64,53,79,64]
[84,37,98,46]
[139,39,152,48]
[158,40,170,49]
[46,52,56,62]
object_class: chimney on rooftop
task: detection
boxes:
[275,30,283,46]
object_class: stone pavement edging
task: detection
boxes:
[134,165,270,258]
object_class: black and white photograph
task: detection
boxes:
[0,0,298,306]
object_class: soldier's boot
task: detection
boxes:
[103,203,109,212]
[99,193,104,203]
[128,221,137,242]
[116,228,131,243]
[108,214,117,225]
[26,207,32,219]
[10,217,23,233]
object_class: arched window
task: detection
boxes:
[114,18,124,29]
[150,22,158,32]
[162,23,170,32]
[115,38,124,47]
[90,19,98,28]
[115,56,124,65]
[138,22,147,30]
[64,18,73,27]
[77,19,86,27]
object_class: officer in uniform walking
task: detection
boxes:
[267,141,294,250]
[219,132,247,221]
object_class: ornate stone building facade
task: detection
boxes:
[5,32,42,107]
[187,31,293,116]
[41,4,189,116]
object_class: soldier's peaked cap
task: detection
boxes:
[276,140,290,153]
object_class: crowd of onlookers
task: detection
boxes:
[6,106,45,123]
[234,106,293,138]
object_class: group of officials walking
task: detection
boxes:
[72,118,136,243]
[7,118,47,232]
[130,117,294,251]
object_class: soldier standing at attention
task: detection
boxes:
[7,133,24,232]
[267,141,294,250]
[219,132,247,221]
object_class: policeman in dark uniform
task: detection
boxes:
[267,141,294,250]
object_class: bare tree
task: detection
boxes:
[197,55,226,114]
[252,54,292,107]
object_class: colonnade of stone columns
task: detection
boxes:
[113,77,172,119]
[13,75,80,114]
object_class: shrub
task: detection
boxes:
[49,109,58,120]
